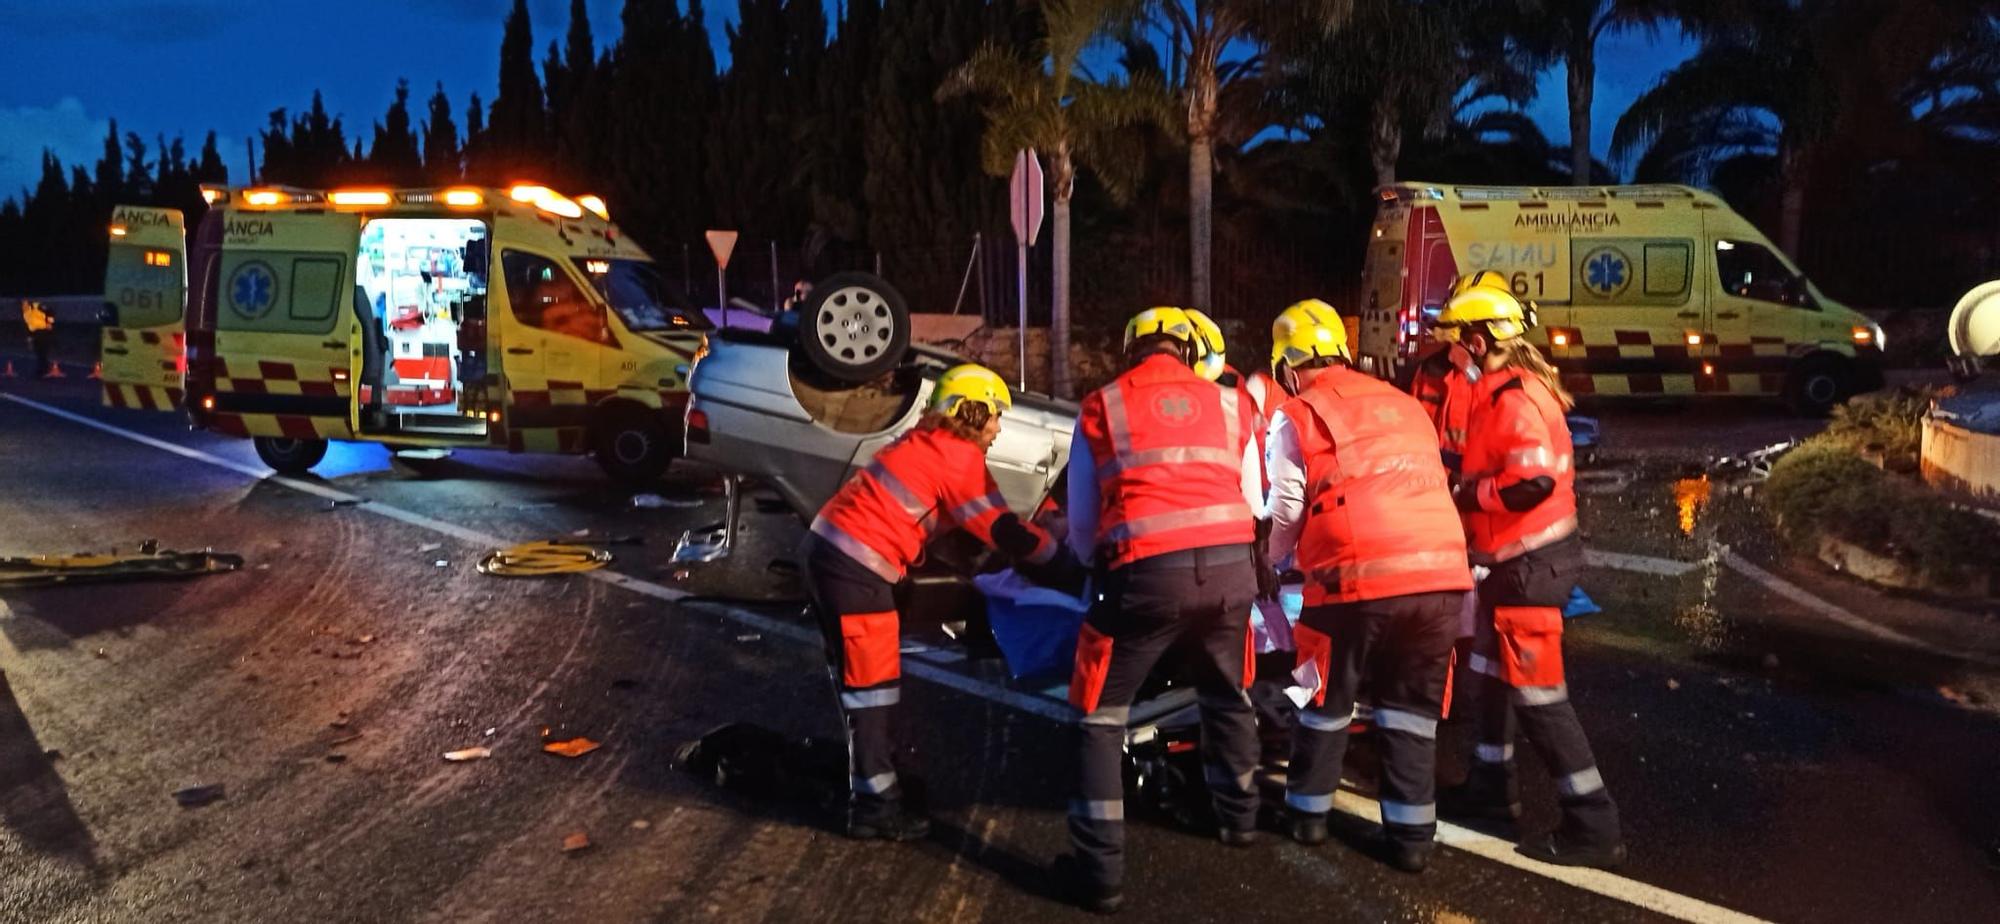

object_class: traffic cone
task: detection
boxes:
[45,362,66,379]
[0,360,14,378]
[88,361,102,380]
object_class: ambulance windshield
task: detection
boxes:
[575,258,710,331]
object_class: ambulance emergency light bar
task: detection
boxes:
[221,184,605,221]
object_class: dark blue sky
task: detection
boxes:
[0,0,1692,198]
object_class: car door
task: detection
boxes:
[211,209,361,437]
[497,249,608,447]
[1708,235,1807,395]
[1570,236,1700,395]
[100,206,187,410]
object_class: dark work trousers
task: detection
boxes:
[1286,590,1463,846]
[30,330,54,376]
[1069,544,1259,890]
[799,533,905,821]
[1466,536,1621,846]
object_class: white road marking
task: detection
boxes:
[1715,547,2000,668]
[1326,790,1774,924]
[0,391,1077,724]
[1586,548,1700,577]
[0,391,1783,923]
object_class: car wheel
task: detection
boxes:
[253,436,329,474]
[1785,355,1851,417]
[796,272,910,384]
[593,408,675,485]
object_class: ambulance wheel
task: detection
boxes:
[797,272,910,384]
[1785,355,1851,417]
[593,408,675,485]
[253,437,329,474]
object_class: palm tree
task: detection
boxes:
[1610,0,1984,254]
[1507,0,1680,185]
[1138,1,1351,312]
[1272,0,1535,188]
[940,0,1175,398]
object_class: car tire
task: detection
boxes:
[796,272,910,384]
[593,407,675,485]
[1785,355,1851,417]
[253,436,329,474]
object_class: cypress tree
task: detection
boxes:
[485,0,548,180]
[196,131,228,183]
[371,79,424,184]
[95,120,124,204]
[422,83,462,182]
[807,0,879,244]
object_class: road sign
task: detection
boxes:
[705,230,739,269]
[1009,150,1045,247]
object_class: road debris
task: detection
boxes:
[328,733,363,747]
[630,820,651,831]
[324,754,348,764]
[632,493,701,509]
[326,499,362,510]
[444,747,493,762]
[1938,686,1972,705]
[0,548,245,588]
[561,832,592,853]
[736,633,762,643]
[417,543,442,554]
[174,784,226,808]
[476,542,613,577]
[544,738,601,759]
[1667,678,1682,690]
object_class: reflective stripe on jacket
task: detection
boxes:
[1279,366,1471,606]
[1079,353,1255,568]
[1460,368,1578,564]
[811,425,1050,583]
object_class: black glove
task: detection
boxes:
[991,512,1044,561]
[1015,543,1087,596]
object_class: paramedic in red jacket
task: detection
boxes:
[803,363,1057,842]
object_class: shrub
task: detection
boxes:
[1819,387,1931,472]
[1764,436,2000,587]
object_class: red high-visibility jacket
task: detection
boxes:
[1411,343,1475,475]
[811,425,1053,582]
[1459,368,1578,564]
[1278,367,1471,606]
[1079,353,1255,568]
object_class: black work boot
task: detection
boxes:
[845,801,930,842]
[1376,836,1436,874]
[1052,853,1123,915]
[1288,810,1329,846]
[1518,831,1626,869]
[1438,766,1521,822]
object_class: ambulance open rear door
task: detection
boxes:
[101,206,187,410]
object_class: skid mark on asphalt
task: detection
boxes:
[7,391,1782,924]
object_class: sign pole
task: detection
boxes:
[1017,240,1029,390]
[1007,149,1045,392]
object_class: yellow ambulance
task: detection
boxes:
[100,184,709,482]
[1356,183,1885,413]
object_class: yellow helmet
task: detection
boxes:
[1123,306,1200,352]
[1269,298,1351,372]
[1185,308,1228,381]
[1449,270,1513,299]
[932,363,1012,417]
[1435,287,1531,342]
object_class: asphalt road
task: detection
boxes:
[2,369,1997,924]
